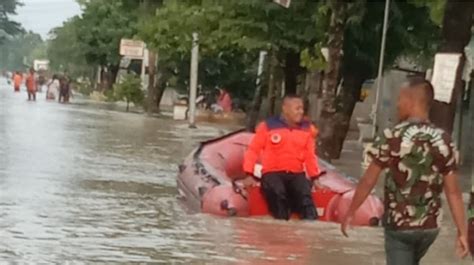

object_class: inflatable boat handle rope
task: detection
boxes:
[229,171,354,202]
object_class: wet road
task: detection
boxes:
[0,78,470,264]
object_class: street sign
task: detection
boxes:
[120,39,145,58]
[431,53,462,103]
[273,0,291,8]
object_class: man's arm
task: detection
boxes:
[444,172,469,258]
[243,123,267,175]
[341,162,383,237]
[444,172,467,235]
[304,134,320,179]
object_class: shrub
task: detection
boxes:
[113,74,144,112]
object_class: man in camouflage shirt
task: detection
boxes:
[340,78,469,265]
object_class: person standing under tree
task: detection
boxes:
[340,78,469,265]
[13,71,23,92]
[58,76,70,103]
[26,68,37,101]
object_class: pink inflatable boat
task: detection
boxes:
[177,130,383,226]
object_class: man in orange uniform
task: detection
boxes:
[26,68,36,101]
[243,94,321,220]
[13,71,23,92]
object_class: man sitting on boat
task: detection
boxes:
[243,94,323,220]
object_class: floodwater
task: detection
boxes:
[0,78,470,264]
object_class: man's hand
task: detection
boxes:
[240,174,259,187]
[312,179,329,190]
[310,171,328,190]
[340,162,382,237]
[340,213,353,237]
[456,233,469,259]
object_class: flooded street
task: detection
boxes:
[0,78,470,264]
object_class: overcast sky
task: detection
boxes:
[14,0,82,39]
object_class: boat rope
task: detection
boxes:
[232,180,248,200]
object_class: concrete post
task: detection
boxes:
[372,0,390,137]
[188,32,199,128]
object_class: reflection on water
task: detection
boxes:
[0,79,469,264]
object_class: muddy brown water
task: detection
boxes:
[0,79,470,264]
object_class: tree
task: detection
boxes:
[137,0,163,115]
[0,0,22,43]
[429,0,474,134]
[317,0,350,159]
[317,0,442,159]
[48,18,91,79]
[138,0,326,122]
[114,73,144,112]
[74,0,139,89]
[0,31,44,70]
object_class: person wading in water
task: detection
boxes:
[341,78,469,265]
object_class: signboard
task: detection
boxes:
[431,53,462,103]
[33,59,50,71]
[120,39,145,58]
[273,0,291,8]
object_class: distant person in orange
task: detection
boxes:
[13,71,23,92]
[26,68,37,101]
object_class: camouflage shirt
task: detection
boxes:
[366,120,458,230]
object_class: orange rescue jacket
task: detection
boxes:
[243,117,320,179]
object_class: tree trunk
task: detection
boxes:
[89,66,97,90]
[307,70,323,122]
[273,68,284,115]
[284,51,301,95]
[266,51,277,116]
[99,66,106,91]
[317,0,347,159]
[246,79,265,132]
[156,79,166,111]
[147,51,159,115]
[102,65,119,91]
[109,65,119,88]
[429,0,474,134]
[126,100,130,112]
[323,69,368,159]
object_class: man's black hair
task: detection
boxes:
[407,76,435,109]
[283,94,302,100]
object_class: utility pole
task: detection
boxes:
[372,0,390,137]
[466,35,474,258]
[188,32,199,129]
[468,70,474,257]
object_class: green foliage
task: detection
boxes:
[76,0,138,67]
[409,0,446,25]
[0,0,22,43]
[104,89,116,102]
[49,0,139,78]
[45,0,442,112]
[113,74,144,111]
[138,0,327,104]
[342,1,441,76]
[0,31,44,70]
[140,0,325,55]
[48,17,90,78]
[300,43,327,71]
[76,80,94,96]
